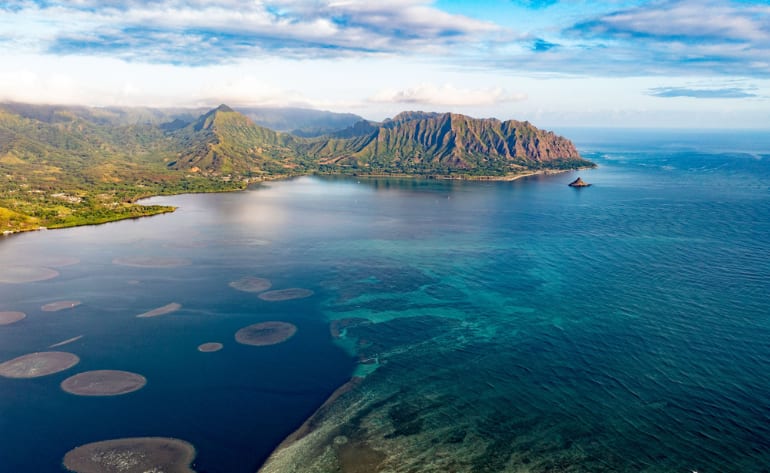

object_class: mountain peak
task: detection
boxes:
[387,111,442,124]
[192,104,246,132]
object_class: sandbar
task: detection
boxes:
[61,370,147,396]
[221,238,271,247]
[62,437,196,473]
[0,266,59,284]
[0,351,80,378]
[0,311,26,325]
[198,342,223,352]
[164,241,207,249]
[49,335,84,348]
[258,288,314,301]
[35,256,80,267]
[112,256,191,268]
[229,276,272,293]
[235,321,297,346]
[137,302,181,318]
[41,300,81,312]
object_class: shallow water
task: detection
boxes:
[2,129,770,472]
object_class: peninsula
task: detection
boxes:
[0,103,594,234]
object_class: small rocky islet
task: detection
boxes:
[568,176,591,187]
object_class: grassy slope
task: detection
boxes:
[0,108,241,233]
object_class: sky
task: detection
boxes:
[0,0,769,128]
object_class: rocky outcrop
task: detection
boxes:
[568,177,591,187]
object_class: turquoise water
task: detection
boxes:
[1,129,769,471]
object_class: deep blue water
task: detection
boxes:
[1,129,769,472]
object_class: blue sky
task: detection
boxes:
[0,0,768,128]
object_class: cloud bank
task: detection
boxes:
[370,84,527,106]
[3,0,502,65]
[648,86,759,99]
[568,0,770,77]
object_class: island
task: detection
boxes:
[568,177,592,187]
[0,103,595,234]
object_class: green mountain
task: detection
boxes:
[167,105,303,176]
[167,108,591,177]
[0,103,593,233]
[0,105,236,232]
[305,111,588,175]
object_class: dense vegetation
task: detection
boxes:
[0,103,593,234]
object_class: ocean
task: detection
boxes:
[1,129,769,472]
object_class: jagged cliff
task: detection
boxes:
[299,111,590,175]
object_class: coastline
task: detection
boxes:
[314,167,589,182]
[1,167,590,238]
[0,206,177,238]
[271,377,363,451]
[257,377,364,473]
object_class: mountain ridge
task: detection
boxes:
[0,102,593,233]
[297,111,587,175]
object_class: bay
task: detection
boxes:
[1,129,769,472]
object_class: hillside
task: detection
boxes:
[167,105,304,176]
[0,106,241,233]
[304,111,589,175]
[0,103,593,233]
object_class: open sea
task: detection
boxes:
[1,129,769,472]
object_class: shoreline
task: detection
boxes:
[257,377,364,472]
[1,167,592,238]
[313,167,591,182]
[0,206,177,238]
[272,377,364,450]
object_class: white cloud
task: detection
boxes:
[370,83,527,106]
[590,0,770,42]
[1,0,505,63]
